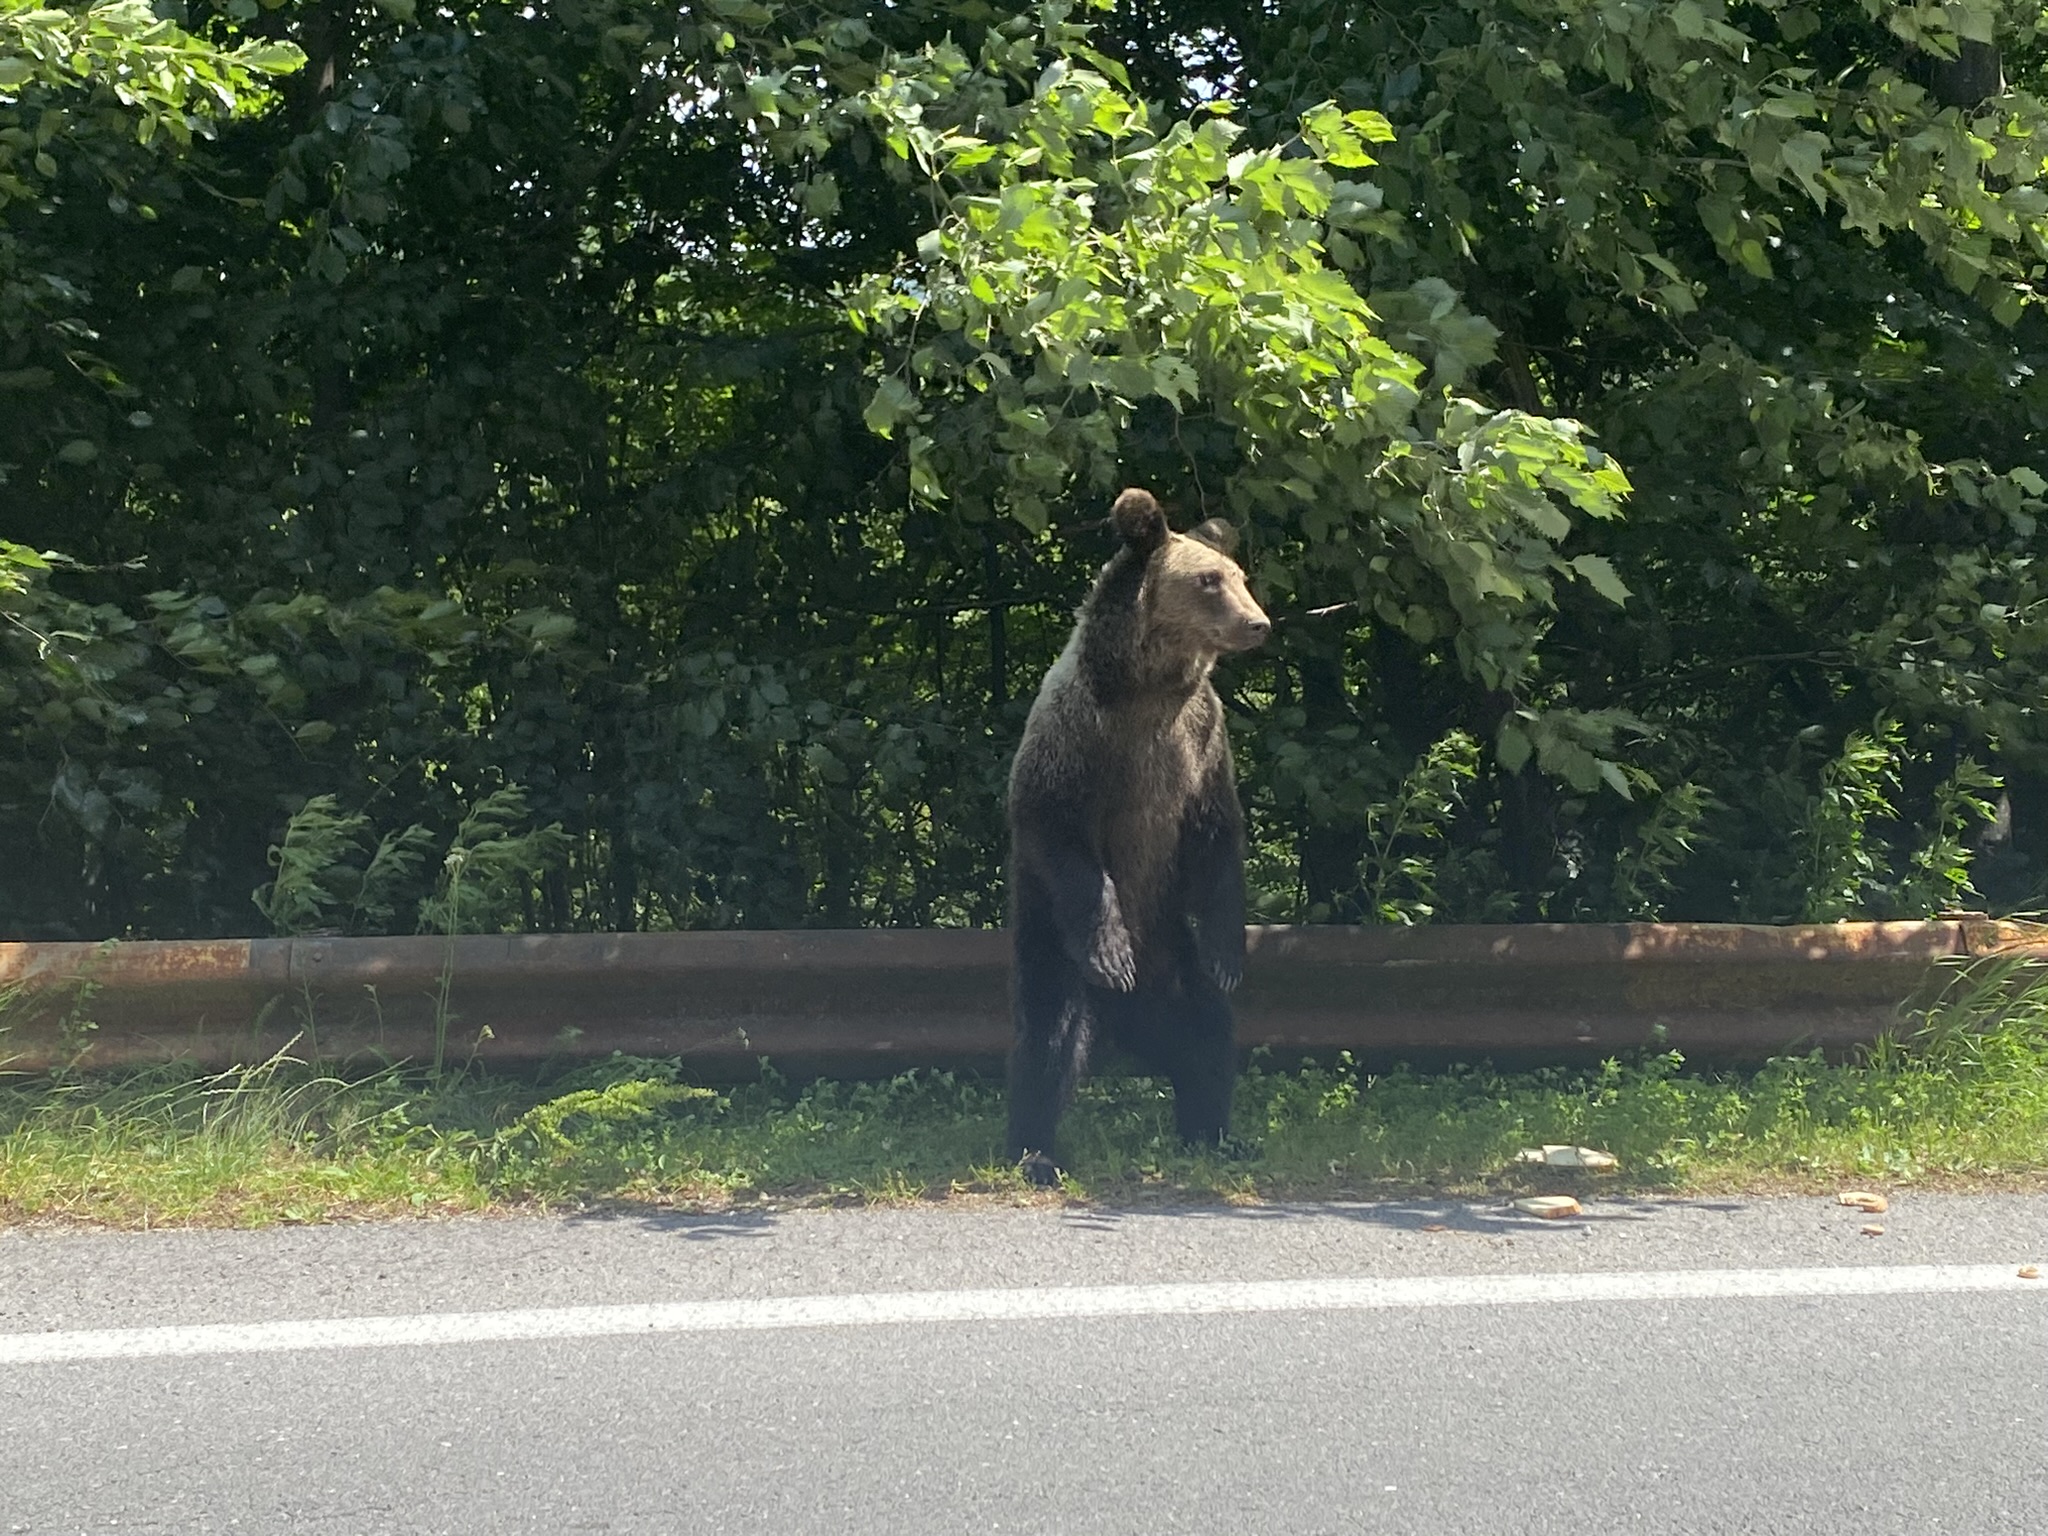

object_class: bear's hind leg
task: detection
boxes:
[1007,939,1094,1186]
[1110,979,1238,1148]
[1157,985,1238,1149]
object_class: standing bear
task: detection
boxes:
[1005,487,1271,1184]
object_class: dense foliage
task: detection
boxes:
[5,0,2047,940]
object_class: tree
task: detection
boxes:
[1104,0,2048,919]
[6,0,2047,939]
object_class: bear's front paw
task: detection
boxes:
[1088,927,1137,991]
[1206,953,1243,993]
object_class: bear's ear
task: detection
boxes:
[1108,488,1168,552]
[1186,517,1239,557]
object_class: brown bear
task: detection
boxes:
[1005,487,1271,1185]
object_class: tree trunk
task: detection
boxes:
[1931,41,2002,109]
[1296,641,1364,919]
[609,821,637,931]
[984,530,1008,708]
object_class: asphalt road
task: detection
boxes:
[3,1194,2045,1535]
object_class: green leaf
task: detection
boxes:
[862,376,917,439]
[1570,554,1632,605]
[1497,723,1533,775]
[235,43,308,74]
[1780,132,1830,209]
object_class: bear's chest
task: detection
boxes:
[1095,710,1210,928]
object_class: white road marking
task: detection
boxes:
[0,1265,2036,1366]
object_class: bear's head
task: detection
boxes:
[1108,488,1271,658]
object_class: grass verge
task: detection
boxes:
[4,957,2047,1227]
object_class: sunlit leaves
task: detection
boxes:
[0,0,303,208]
[813,25,1632,728]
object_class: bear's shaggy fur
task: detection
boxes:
[1005,488,1271,1184]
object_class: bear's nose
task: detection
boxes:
[1244,616,1271,642]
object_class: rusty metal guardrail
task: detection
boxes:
[1,921,2042,1078]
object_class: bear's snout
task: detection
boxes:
[1221,601,1271,651]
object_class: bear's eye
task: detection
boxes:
[1197,571,1223,592]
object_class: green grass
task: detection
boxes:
[4,957,2048,1227]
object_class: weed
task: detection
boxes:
[252,796,438,938]
[1610,781,1713,920]
[1778,720,2000,922]
[1357,730,1480,925]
